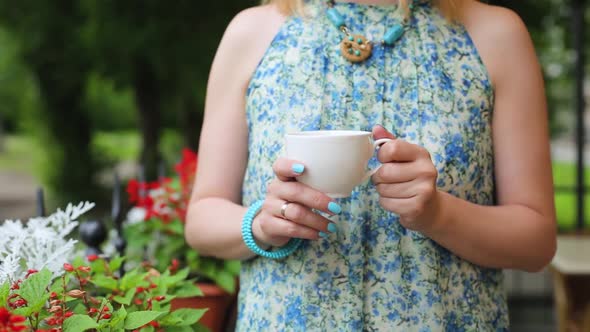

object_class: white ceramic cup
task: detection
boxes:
[285,130,392,198]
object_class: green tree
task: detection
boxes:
[0,0,256,203]
[85,0,255,179]
[0,1,103,204]
[0,29,37,150]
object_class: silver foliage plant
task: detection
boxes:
[0,201,95,284]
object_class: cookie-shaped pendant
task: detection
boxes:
[340,34,372,63]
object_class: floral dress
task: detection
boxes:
[238,0,508,330]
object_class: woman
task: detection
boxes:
[185,0,556,330]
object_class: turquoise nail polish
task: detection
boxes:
[328,202,342,214]
[292,164,305,174]
[319,231,329,239]
[327,223,338,233]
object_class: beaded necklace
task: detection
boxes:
[326,0,415,63]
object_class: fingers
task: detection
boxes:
[258,157,343,246]
[372,162,426,185]
[256,176,342,246]
[377,139,429,163]
[267,180,340,215]
[264,198,334,233]
[372,124,396,140]
[272,158,306,181]
[375,181,420,199]
[257,214,321,242]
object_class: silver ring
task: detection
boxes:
[280,202,291,219]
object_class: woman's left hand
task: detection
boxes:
[371,125,441,232]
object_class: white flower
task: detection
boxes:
[0,201,94,284]
[126,207,147,224]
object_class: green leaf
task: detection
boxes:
[124,223,153,249]
[18,269,52,313]
[71,256,85,268]
[90,275,118,290]
[12,306,32,316]
[109,256,125,272]
[73,303,87,314]
[142,326,155,332]
[224,260,241,276]
[164,326,195,332]
[212,271,236,294]
[185,249,199,262]
[152,296,173,313]
[120,269,147,291]
[18,268,51,302]
[0,282,9,304]
[173,282,202,298]
[165,219,184,235]
[190,323,212,332]
[159,314,183,326]
[113,288,135,306]
[49,274,70,294]
[123,311,165,329]
[160,308,207,327]
[63,314,99,331]
[35,309,51,323]
[108,305,127,329]
[89,259,105,274]
[163,268,189,287]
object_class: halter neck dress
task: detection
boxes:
[238,0,508,330]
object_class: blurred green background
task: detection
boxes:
[0,0,585,231]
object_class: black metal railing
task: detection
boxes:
[573,0,586,231]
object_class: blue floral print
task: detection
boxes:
[237,0,508,330]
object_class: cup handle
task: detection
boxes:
[361,138,393,183]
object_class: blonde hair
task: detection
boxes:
[262,0,463,19]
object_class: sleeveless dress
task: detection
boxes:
[239,0,508,330]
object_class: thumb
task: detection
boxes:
[372,125,396,140]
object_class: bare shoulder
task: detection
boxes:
[460,1,538,86]
[461,1,530,42]
[217,4,286,72]
[225,4,285,43]
[209,4,286,91]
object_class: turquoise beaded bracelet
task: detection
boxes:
[241,200,303,259]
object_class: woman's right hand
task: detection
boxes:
[251,158,342,247]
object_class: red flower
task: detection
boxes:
[169,259,180,273]
[174,149,198,196]
[11,300,26,308]
[0,307,27,331]
[10,280,20,290]
[25,269,38,278]
[87,254,99,262]
[126,179,141,204]
[77,266,91,273]
[63,263,74,272]
[175,149,198,178]
[176,207,187,222]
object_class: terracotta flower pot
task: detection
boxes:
[171,282,237,332]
